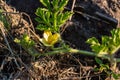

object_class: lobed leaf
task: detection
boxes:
[52,0,59,11]
[87,28,120,55]
[36,0,73,33]
[59,0,69,11]
[40,0,51,11]
[14,34,35,49]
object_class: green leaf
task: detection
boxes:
[87,28,120,55]
[62,12,73,20]
[87,37,102,53]
[35,8,52,27]
[101,36,110,46]
[14,38,20,43]
[36,0,73,33]
[95,57,103,64]
[36,24,49,31]
[91,45,101,53]
[112,73,120,79]
[45,11,51,24]
[0,11,10,29]
[35,8,48,17]
[99,64,109,72]
[14,34,35,49]
[111,29,120,46]
[40,0,51,11]
[14,34,40,57]
[57,12,73,27]
[93,67,99,72]
[57,13,63,23]
[35,17,46,24]
[52,0,59,11]
[86,37,99,45]
[61,12,72,23]
[59,0,69,11]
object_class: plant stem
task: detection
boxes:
[41,48,120,63]
[109,54,117,72]
[0,21,14,55]
[69,0,76,20]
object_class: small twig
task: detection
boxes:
[60,21,70,35]
[65,7,101,21]
[0,21,14,55]
[13,71,22,79]
[17,57,38,79]
[2,12,20,14]
[95,12,118,25]
[21,12,35,32]
[0,42,8,49]
[8,73,14,80]
[13,57,21,69]
[0,57,6,72]
[69,0,76,20]
[0,21,21,69]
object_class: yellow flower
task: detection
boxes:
[40,30,60,46]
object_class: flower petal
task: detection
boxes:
[43,30,52,41]
[48,33,60,45]
[40,38,51,46]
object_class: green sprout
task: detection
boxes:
[14,34,40,57]
[35,0,73,33]
[14,34,35,49]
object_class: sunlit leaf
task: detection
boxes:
[52,0,59,11]
[14,34,35,49]
[87,28,120,55]
[59,0,68,11]
[87,37,99,45]
[40,0,51,11]
[14,38,20,43]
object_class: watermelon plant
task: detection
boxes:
[13,0,120,79]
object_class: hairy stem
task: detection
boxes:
[40,48,120,63]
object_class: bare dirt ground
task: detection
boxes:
[0,0,120,80]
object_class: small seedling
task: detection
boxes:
[14,34,40,57]
[14,34,35,49]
